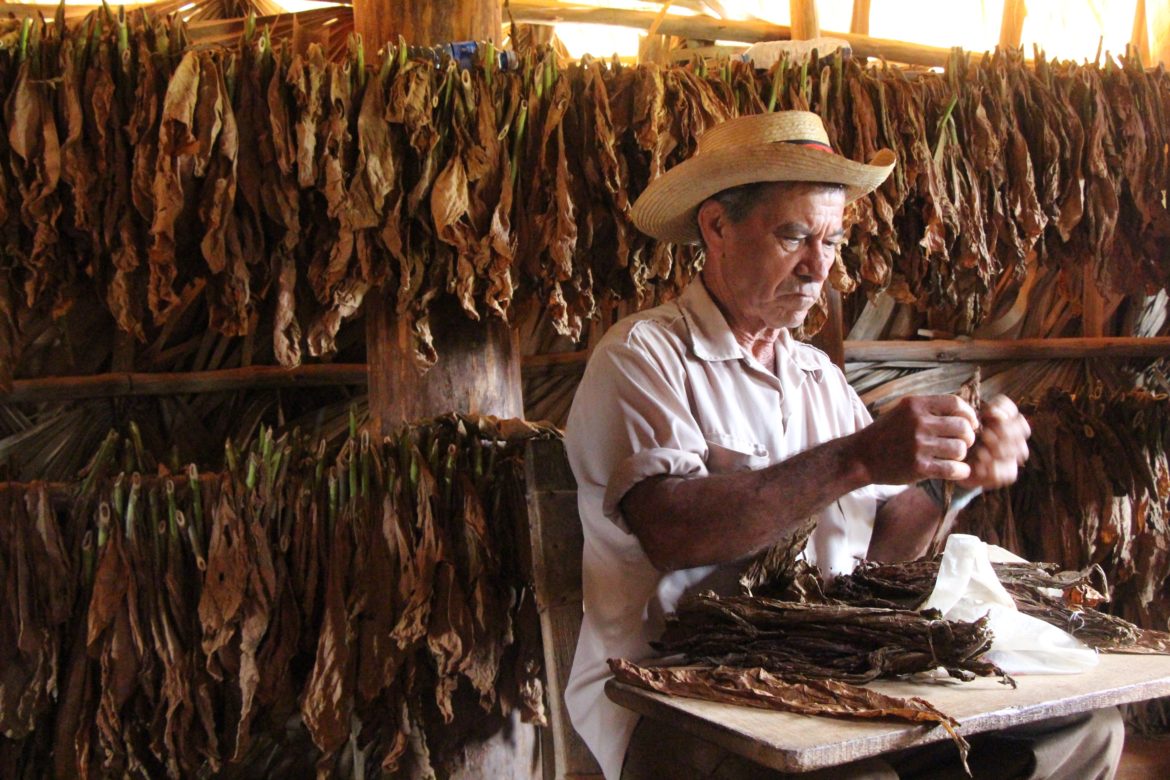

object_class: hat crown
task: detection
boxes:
[697,110,832,155]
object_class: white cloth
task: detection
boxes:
[923,534,1098,675]
[563,279,905,780]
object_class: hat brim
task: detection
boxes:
[630,144,896,245]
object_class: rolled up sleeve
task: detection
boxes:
[566,325,708,532]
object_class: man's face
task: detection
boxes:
[700,183,846,333]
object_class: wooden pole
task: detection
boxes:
[507,0,1007,68]
[843,337,1170,363]
[366,297,523,425]
[6,336,1170,404]
[351,0,500,49]
[1132,0,1151,64]
[999,0,1027,50]
[789,0,820,40]
[351,1,521,438]
[639,0,676,64]
[0,364,368,404]
[850,0,871,36]
[348,22,536,780]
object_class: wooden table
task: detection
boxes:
[606,653,1170,773]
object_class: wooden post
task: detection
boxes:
[1132,0,1151,64]
[850,0,870,35]
[790,0,821,40]
[353,16,536,780]
[354,0,523,438]
[352,1,501,49]
[366,297,523,425]
[999,0,1027,50]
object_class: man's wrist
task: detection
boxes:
[918,479,982,514]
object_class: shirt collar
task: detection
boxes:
[679,278,825,381]
[678,277,744,362]
[776,328,825,384]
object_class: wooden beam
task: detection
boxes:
[850,0,870,36]
[843,337,1170,363]
[507,0,991,67]
[789,0,820,40]
[1132,0,1151,64]
[353,0,499,48]
[1,365,369,404]
[5,334,1170,404]
[999,0,1027,50]
[509,0,790,43]
[525,336,1170,369]
[365,296,523,430]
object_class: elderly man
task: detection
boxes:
[562,112,1123,779]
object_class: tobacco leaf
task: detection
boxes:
[264,47,305,367]
[198,55,253,337]
[0,487,72,740]
[5,58,65,314]
[453,470,511,710]
[302,479,356,757]
[198,481,249,677]
[738,518,819,598]
[149,50,201,323]
[231,503,277,760]
[608,658,970,770]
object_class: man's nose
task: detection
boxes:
[796,242,833,282]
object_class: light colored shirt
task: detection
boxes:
[563,278,904,780]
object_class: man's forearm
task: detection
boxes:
[621,434,872,571]
[867,486,947,562]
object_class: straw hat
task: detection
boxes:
[630,111,896,245]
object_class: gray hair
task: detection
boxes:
[697,181,846,248]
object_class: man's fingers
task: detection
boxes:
[927,414,977,448]
[923,434,968,462]
[968,450,1018,487]
[926,457,972,482]
[974,400,1031,465]
[925,394,980,429]
[982,395,1032,439]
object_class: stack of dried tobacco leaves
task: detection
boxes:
[2,10,1170,391]
[609,591,996,770]
[0,414,553,777]
[614,489,1170,765]
[653,594,1002,683]
[831,558,1170,654]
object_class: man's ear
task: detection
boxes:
[696,199,726,255]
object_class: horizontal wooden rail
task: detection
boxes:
[844,337,1170,362]
[509,0,982,67]
[2,364,369,403]
[4,337,1169,403]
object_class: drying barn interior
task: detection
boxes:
[3,1,1170,778]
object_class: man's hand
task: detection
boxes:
[865,394,1029,562]
[958,395,1031,490]
[851,395,980,485]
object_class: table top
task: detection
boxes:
[605,652,1170,773]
